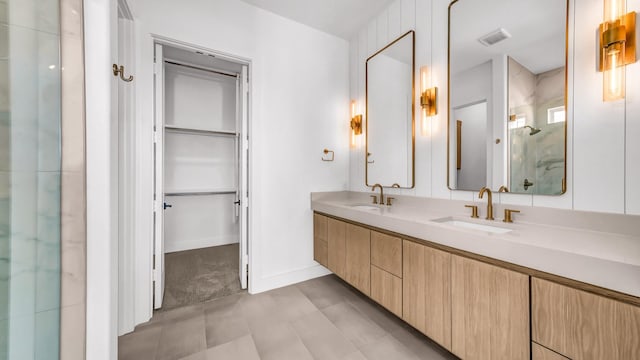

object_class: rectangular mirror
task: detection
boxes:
[366,30,415,188]
[447,0,567,195]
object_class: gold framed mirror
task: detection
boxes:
[447,0,568,195]
[366,30,415,188]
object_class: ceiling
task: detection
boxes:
[240,0,395,40]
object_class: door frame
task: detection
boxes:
[116,0,137,335]
[85,0,119,357]
[148,35,254,312]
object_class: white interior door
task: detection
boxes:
[153,43,165,308]
[238,65,249,289]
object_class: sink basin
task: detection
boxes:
[432,217,512,234]
[350,204,382,211]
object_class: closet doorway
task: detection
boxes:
[153,42,250,310]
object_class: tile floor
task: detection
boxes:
[118,274,458,360]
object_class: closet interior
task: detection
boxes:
[154,44,249,310]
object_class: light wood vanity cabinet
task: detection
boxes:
[451,255,529,360]
[532,278,640,360]
[313,214,328,267]
[370,232,403,317]
[403,240,452,350]
[313,213,640,360]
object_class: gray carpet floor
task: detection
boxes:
[160,244,243,311]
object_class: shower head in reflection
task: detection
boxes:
[524,125,541,135]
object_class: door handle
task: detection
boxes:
[163,202,172,210]
[234,200,241,205]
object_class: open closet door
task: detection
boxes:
[238,65,249,289]
[153,43,165,308]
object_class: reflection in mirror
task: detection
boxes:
[366,30,415,188]
[447,0,567,195]
[508,57,565,194]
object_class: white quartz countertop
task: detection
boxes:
[311,191,640,298]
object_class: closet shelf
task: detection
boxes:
[165,125,238,137]
[165,188,237,196]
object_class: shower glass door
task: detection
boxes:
[1,0,62,358]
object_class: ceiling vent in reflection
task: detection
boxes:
[477,28,512,46]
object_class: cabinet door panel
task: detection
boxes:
[403,240,426,333]
[533,277,640,360]
[371,265,402,317]
[617,301,640,359]
[566,286,617,359]
[532,278,567,352]
[491,261,530,360]
[423,246,451,350]
[314,213,328,240]
[371,231,402,277]
[314,238,328,267]
[327,218,346,278]
[313,214,328,267]
[345,224,370,295]
[452,255,529,360]
[402,240,451,350]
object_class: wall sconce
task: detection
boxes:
[598,0,636,101]
[350,100,363,148]
[420,66,438,136]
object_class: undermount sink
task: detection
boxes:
[349,204,382,211]
[432,216,512,234]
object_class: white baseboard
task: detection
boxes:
[165,235,239,253]
[250,264,331,294]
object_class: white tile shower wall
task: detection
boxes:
[349,0,640,215]
[128,0,350,300]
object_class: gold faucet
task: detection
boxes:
[371,184,384,205]
[478,187,494,220]
[498,185,509,193]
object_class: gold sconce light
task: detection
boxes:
[420,66,438,136]
[598,0,636,101]
[350,100,363,148]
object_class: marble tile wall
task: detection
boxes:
[59,0,86,359]
[0,0,62,358]
[0,0,85,358]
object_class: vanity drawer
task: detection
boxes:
[532,278,640,360]
[371,231,402,278]
[371,265,402,317]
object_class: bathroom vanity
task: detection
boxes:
[311,191,640,360]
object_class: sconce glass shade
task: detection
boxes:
[599,0,636,102]
[350,100,363,147]
[605,0,625,22]
[419,66,437,135]
[603,40,625,101]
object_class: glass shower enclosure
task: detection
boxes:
[1,0,62,358]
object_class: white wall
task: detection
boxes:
[127,0,350,319]
[349,0,640,215]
